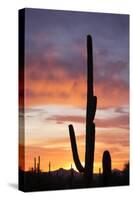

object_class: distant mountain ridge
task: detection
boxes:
[46,168,80,177]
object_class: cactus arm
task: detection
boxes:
[68,124,84,172]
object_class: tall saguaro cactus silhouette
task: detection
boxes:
[68,35,97,183]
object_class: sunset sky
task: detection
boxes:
[19,8,129,173]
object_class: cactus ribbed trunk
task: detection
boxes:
[68,35,97,184]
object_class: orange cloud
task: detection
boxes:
[46,114,129,130]
[47,115,85,124]
[25,69,128,109]
[25,74,86,108]
[95,78,129,109]
[96,115,129,129]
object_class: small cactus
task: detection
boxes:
[34,157,36,173]
[49,161,51,174]
[33,156,41,173]
[102,150,112,186]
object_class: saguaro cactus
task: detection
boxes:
[49,161,51,174]
[34,157,36,173]
[102,150,112,186]
[37,156,40,173]
[68,35,97,183]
